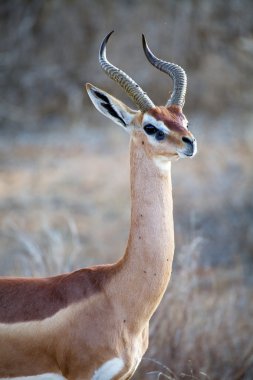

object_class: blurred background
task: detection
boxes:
[0,0,253,379]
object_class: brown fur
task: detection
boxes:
[0,266,115,323]
[0,135,174,379]
[148,106,187,133]
[0,89,196,378]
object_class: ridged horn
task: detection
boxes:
[142,35,187,108]
[99,31,155,112]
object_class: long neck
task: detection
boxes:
[109,135,175,330]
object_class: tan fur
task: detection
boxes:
[0,88,196,378]
[0,134,174,379]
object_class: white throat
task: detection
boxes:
[153,156,171,172]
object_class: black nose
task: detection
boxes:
[182,136,194,145]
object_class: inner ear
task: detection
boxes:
[92,90,108,103]
[86,83,139,129]
[93,90,126,126]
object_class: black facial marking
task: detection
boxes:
[155,130,165,141]
[144,124,166,141]
[144,124,157,135]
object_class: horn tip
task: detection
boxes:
[108,30,114,37]
[105,30,114,42]
[142,34,146,47]
[100,31,115,57]
[142,34,150,58]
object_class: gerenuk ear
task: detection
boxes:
[86,83,138,129]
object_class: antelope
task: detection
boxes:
[0,32,197,380]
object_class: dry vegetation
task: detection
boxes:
[0,116,253,379]
[0,1,253,379]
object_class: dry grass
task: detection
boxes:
[1,3,253,379]
[0,113,253,379]
[136,241,253,379]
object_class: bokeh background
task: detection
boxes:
[1,1,253,379]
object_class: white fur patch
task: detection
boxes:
[142,114,170,135]
[92,358,124,380]
[153,156,171,172]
